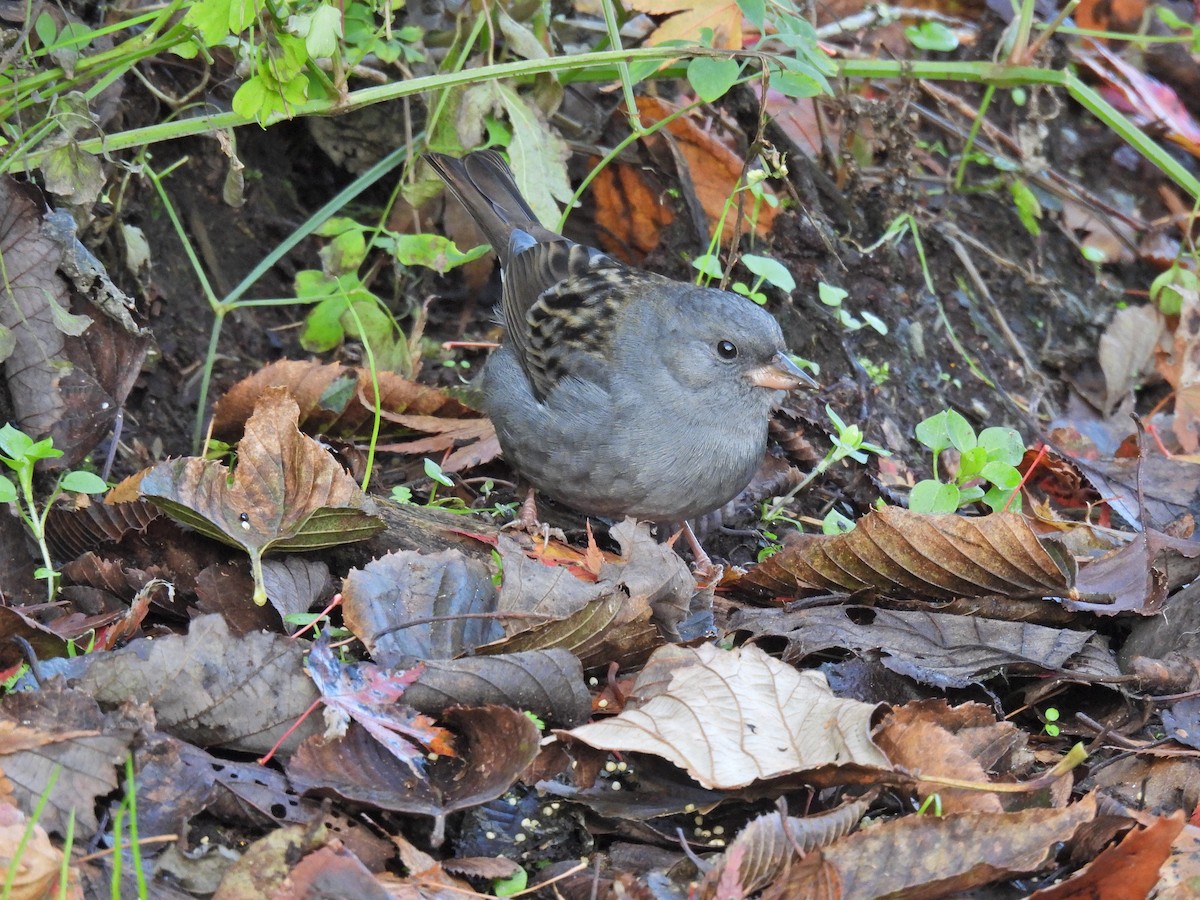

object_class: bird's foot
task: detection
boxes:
[678,521,725,586]
[500,487,565,544]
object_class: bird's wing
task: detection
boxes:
[506,252,667,401]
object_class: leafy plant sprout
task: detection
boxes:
[909,410,1025,514]
[0,424,108,602]
[761,405,891,526]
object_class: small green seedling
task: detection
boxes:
[819,282,888,334]
[1042,707,1061,738]
[915,793,943,816]
[759,405,891,534]
[0,424,108,601]
[910,410,1025,514]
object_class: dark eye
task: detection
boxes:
[717,340,738,359]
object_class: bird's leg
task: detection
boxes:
[501,486,565,546]
[681,521,724,584]
[517,486,540,530]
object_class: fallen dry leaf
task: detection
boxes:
[305,636,454,773]
[122,387,383,604]
[635,96,779,244]
[737,507,1074,602]
[1030,811,1183,899]
[782,796,1097,897]
[624,0,743,48]
[565,643,889,789]
[0,803,68,899]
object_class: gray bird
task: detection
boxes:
[427,150,813,527]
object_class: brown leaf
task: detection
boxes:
[875,703,1008,814]
[636,96,779,243]
[287,705,540,818]
[342,548,502,666]
[375,413,500,474]
[624,0,743,47]
[589,161,676,262]
[730,605,1116,688]
[1097,304,1167,416]
[129,388,383,604]
[821,796,1097,898]
[211,359,476,439]
[565,643,890,790]
[212,822,329,898]
[737,507,1073,602]
[698,792,876,897]
[395,652,592,729]
[0,180,149,468]
[1029,811,1183,899]
[77,614,321,756]
[0,804,65,899]
[0,684,145,836]
[1069,528,1200,615]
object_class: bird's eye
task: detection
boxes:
[717,340,738,359]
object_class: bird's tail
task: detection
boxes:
[426,150,547,264]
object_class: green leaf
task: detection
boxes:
[494,867,528,897]
[423,458,454,487]
[944,409,977,452]
[497,84,573,227]
[738,0,766,30]
[958,485,985,504]
[818,282,847,306]
[980,460,1022,491]
[390,233,490,273]
[692,254,724,280]
[301,295,350,352]
[860,310,888,335]
[0,423,34,460]
[905,21,958,52]
[231,76,270,120]
[769,66,826,99]
[914,411,951,453]
[0,476,16,504]
[983,484,1021,513]
[741,254,795,292]
[956,446,987,480]
[909,479,960,514]
[687,57,741,103]
[1009,178,1042,237]
[34,12,57,47]
[322,226,367,274]
[303,4,343,57]
[60,470,108,494]
[978,426,1025,465]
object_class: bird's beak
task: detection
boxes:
[746,351,819,390]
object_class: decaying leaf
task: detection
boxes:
[0,803,67,899]
[698,792,877,897]
[75,614,321,756]
[0,179,149,467]
[738,507,1074,602]
[121,388,383,604]
[730,604,1117,688]
[211,359,478,439]
[778,796,1097,897]
[636,96,779,242]
[212,359,500,473]
[565,643,890,789]
[1156,284,1200,452]
[0,683,145,837]
[305,637,454,775]
[1096,303,1166,415]
[624,0,743,48]
[287,705,540,820]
